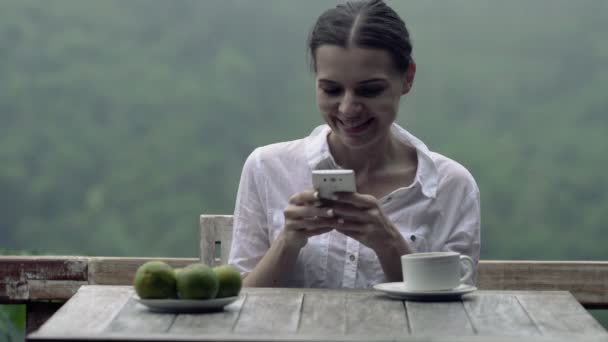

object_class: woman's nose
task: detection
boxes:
[338,92,362,115]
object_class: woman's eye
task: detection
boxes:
[356,86,385,97]
[321,87,342,96]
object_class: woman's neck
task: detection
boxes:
[327,131,406,176]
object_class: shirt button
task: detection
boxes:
[410,235,417,242]
[349,254,356,262]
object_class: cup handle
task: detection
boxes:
[459,255,475,285]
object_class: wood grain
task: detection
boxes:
[0,256,87,301]
[105,296,176,334]
[516,291,607,336]
[88,257,198,285]
[27,287,608,341]
[478,261,608,308]
[298,291,347,335]
[233,291,303,334]
[169,294,247,335]
[345,292,409,337]
[406,300,474,335]
[35,285,132,335]
[463,293,541,337]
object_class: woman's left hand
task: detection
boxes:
[326,192,402,252]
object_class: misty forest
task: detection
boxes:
[1,0,607,337]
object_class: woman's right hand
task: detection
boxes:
[281,189,337,249]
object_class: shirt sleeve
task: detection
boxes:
[442,188,481,284]
[228,149,270,277]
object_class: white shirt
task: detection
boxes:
[228,124,480,288]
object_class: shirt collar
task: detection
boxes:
[304,123,439,198]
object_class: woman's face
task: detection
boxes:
[315,45,414,150]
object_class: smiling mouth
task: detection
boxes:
[337,117,374,134]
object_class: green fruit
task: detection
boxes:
[213,265,242,298]
[176,263,219,299]
[133,261,177,299]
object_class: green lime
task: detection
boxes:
[133,261,177,299]
[176,263,219,299]
[213,264,242,298]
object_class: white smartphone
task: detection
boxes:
[312,169,357,199]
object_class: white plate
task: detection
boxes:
[373,282,477,301]
[135,295,240,313]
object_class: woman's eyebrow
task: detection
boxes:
[358,78,387,85]
[318,78,387,85]
[317,79,338,85]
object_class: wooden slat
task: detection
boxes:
[0,256,87,301]
[0,256,88,281]
[200,215,234,267]
[24,280,87,301]
[169,295,247,335]
[406,300,474,335]
[233,291,303,334]
[2,255,608,309]
[463,293,541,336]
[25,333,608,342]
[516,292,607,337]
[298,291,347,335]
[88,257,198,285]
[104,296,176,334]
[345,292,408,337]
[28,287,608,342]
[35,285,132,335]
[478,261,608,308]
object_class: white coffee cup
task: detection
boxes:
[401,252,474,292]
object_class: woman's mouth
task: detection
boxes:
[337,117,374,134]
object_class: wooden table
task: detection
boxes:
[28,285,607,342]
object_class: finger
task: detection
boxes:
[332,192,377,208]
[333,220,367,232]
[284,205,336,220]
[329,203,369,223]
[288,189,320,206]
[285,217,339,231]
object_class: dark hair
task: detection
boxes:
[308,0,412,73]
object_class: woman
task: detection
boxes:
[228,0,480,288]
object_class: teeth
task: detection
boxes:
[340,118,368,128]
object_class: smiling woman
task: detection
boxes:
[228,0,480,289]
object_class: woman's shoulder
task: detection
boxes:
[428,151,479,194]
[244,125,330,169]
[246,137,310,169]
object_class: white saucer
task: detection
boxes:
[373,282,477,301]
[135,295,240,313]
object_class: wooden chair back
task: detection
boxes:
[199,214,234,267]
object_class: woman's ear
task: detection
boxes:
[402,61,416,95]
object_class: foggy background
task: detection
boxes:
[1,0,607,335]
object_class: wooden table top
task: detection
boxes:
[28,285,607,342]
